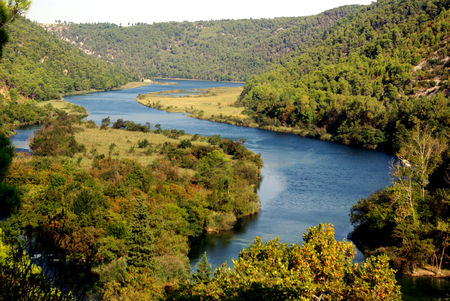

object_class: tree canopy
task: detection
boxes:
[44,6,360,81]
[169,224,401,301]
[0,17,136,101]
[238,0,449,152]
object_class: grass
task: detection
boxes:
[137,86,257,127]
[114,81,154,90]
[37,99,88,118]
[136,86,327,138]
[115,80,178,90]
[73,123,208,170]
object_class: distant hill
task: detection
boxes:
[238,0,449,152]
[0,17,137,101]
[43,6,360,81]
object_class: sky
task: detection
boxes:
[27,0,374,25]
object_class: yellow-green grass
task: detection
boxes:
[38,99,88,118]
[137,86,332,139]
[114,81,154,90]
[137,86,257,127]
[73,123,207,171]
[115,80,178,90]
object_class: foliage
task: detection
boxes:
[2,117,263,299]
[350,126,449,274]
[192,252,211,285]
[169,224,401,300]
[238,0,449,152]
[0,17,136,101]
[30,112,85,156]
[0,228,73,301]
[0,132,19,218]
[45,6,360,81]
[0,93,55,136]
[0,0,31,57]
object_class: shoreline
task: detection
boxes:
[406,266,450,278]
[154,77,245,84]
[135,87,392,155]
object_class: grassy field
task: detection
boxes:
[137,86,258,127]
[37,99,88,118]
[73,122,209,171]
[137,86,326,137]
[115,80,178,90]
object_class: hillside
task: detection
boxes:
[238,0,449,152]
[43,6,360,81]
[0,17,137,101]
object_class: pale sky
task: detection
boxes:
[27,0,374,25]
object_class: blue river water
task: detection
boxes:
[11,80,448,300]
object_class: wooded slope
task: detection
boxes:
[0,17,136,101]
[44,6,360,81]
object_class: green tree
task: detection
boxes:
[350,126,448,274]
[0,0,30,55]
[127,198,155,269]
[192,252,211,285]
[170,224,401,300]
[100,116,111,129]
[0,228,73,301]
[0,133,19,218]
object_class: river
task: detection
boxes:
[12,79,449,300]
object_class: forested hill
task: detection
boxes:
[43,5,360,81]
[0,17,137,101]
[238,0,449,152]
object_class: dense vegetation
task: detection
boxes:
[0,2,72,300]
[0,133,73,300]
[238,0,449,152]
[350,126,449,276]
[0,0,444,298]
[0,91,51,136]
[44,6,360,81]
[234,0,450,276]
[1,113,263,298]
[0,14,136,136]
[0,17,136,101]
[170,224,401,300]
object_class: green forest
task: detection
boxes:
[236,0,449,278]
[44,6,359,81]
[0,0,449,299]
[0,15,138,136]
[238,0,448,152]
[0,17,136,101]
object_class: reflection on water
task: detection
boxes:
[10,125,40,150]
[188,214,260,263]
[398,276,449,301]
[64,80,393,270]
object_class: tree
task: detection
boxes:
[0,0,30,56]
[0,133,19,218]
[350,126,449,274]
[169,224,401,300]
[389,126,446,224]
[127,198,155,269]
[0,229,73,301]
[100,116,111,129]
[192,252,211,284]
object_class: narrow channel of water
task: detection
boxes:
[12,80,448,300]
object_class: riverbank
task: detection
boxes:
[136,84,450,282]
[136,86,340,147]
[155,77,245,84]
[408,266,450,278]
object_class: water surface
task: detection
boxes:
[65,79,392,267]
[13,79,447,299]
